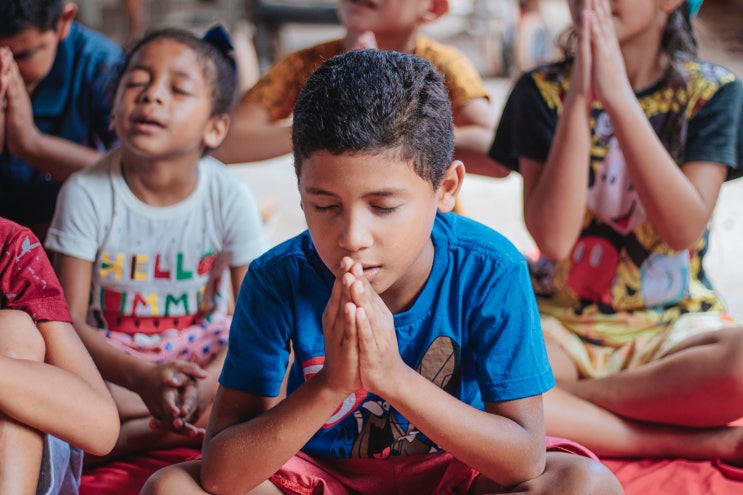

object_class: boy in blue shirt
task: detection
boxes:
[0,0,122,240]
[142,49,622,494]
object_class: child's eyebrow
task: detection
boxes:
[128,65,195,80]
[304,187,402,198]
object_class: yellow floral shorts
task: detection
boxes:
[541,309,740,378]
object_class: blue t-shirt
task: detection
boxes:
[0,22,122,226]
[221,212,554,459]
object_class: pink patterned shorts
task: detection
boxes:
[98,317,231,366]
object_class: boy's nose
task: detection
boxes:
[338,214,373,252]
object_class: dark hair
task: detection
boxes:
[114,27,237,117]
[0,0,62,37]
[292,49,454,188]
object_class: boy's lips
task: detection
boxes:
[362,265,381,282]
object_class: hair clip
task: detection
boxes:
[203,24,237,73]
[688,0,703,17]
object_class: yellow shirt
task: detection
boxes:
[244,37,490,122]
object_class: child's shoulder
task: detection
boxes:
[198,155,257,198]
[278,39,344,70]
[253,230,313,267]
[63,22,123,66]
[675,55,742,100]
[433,213,526,267]
[412,35,482,78]
[0,217,35,247]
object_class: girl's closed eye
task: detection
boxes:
[371,204,399,214]
[171,77,197,96]
[123,70,149,87]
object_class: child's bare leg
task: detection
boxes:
[141,460,282,495]
[85,383,207,466]
[554,327,743,427]
[469,451,623,495]
[0,310,47,493]
[544,386,743,462]
[544,331,743,461]
[84,415,204,467]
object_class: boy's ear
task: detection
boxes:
[436,160,464,213]
[56,3,78,41]
[203,114,231,149]
[422,0,449,23]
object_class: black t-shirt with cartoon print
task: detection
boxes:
[489,55,743,318]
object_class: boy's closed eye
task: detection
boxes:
[310,202,401,215]
[12,49,36,63]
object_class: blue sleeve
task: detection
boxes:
[467,251,554,402]
[219,259,292,397]
[81,28,123,149]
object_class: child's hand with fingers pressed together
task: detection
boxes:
[320,257,363,397]
[2,54,40,161]
[149,376,210,437]
[341,257,407,399]
[139,360,209,437]
[574,0,632,108]
[0,47,10,97]
[585,0,632,105]
[0,47,11,155]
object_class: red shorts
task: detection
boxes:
[269,437,596,495]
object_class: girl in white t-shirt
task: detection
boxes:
[46,26,268,463]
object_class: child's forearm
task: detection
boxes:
[379,366,546,488]
[72,317,153,392]
[201,373,351,494]
[213,116,292,164]
[523,92,592,260]
[0,354,118,455]
[10,132,102,182]
[453,126,510,178]
[605,98,724,250]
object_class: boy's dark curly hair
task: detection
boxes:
[0,0,63,37]
[292,49,454,189]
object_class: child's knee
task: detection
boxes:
[141,461,203,495]
[531,453,623,495]
[0,310,45,361]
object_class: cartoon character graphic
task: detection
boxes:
[350,336,461,458]
[566,236,620,308]
[640,252,690,308]
[586,134,647,236]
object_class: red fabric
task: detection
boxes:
[79,445,743,494]
[0,217,72,323]
[79,448,200,495]
[605,458,743,494]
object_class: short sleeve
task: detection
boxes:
[219,170,270,267]
[220,258,292,396]
[415,37,490,110]
[489,71,558,172]
[685,76,743,181]
[44,172,103,262]
[241,41,343,122]
[0,221,72,323]
[469,258,554,402]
